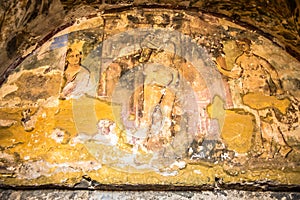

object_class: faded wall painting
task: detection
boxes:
[0,9,299,187]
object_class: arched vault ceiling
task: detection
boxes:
[0,0,299,84]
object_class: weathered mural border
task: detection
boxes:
[0,6,299,191]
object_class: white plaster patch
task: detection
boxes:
[70,133,92,145]
[0,152,15,163]
[194,169,203,175]
[90,119,119,146]
[39,96,59,107]
[50,128,65,143]
[0,84,18,98]
[0,119,17,128]
[24,156,30,160]
[22,43,38,57]
[17,160,102,180]
[170,160,186,170]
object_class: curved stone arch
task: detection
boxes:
[0,6,299,182]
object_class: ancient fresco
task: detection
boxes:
[0,9,299,187]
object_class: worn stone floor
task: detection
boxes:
[0,189,300,200]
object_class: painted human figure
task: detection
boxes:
[216,38,282,96]
[215,38,288,156]
[98,62,122,98]
[60,48,93,99]
[140,64,178,151]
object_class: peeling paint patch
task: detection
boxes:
[0,119,17,128]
